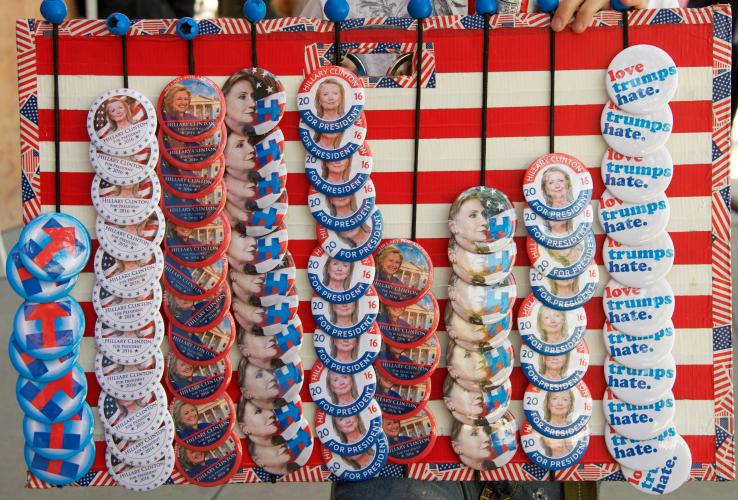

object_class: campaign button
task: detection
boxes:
[378,291,439,349]
[223,67,287,135]
[605,45,678,115]
[308,181,375,232]
[172,394,235,451]
[96,207,166,261]
[524,203,594,250]
[601,101,673,156]
[385,408,437,464]
[232,287,299,333]
[374,239,433,307]
[523,153,593,221]
[321,432,388,482]
[12,296,84,360]
[605,355,676,406]
[19,212,91,282]
[451,412,518,471]
[107,412,175,466]
[98,384,168,441]
[163,254,227,301]
[605,424,679,470]
[246,423,315,477]
[159,123,227,170]
[445,304,513,348]
[92,174,161,226]
[603,278,675,337]
[376,332,441,386]
[158,75,225,142]
[449,237,516,287]
[307,246,375,304]
[237,314,303,367]
[448,273,517,325]
[603,233,674,288]
[9,337,79,382]
[449,186,516,254]
[299,113,367,162]
[159,156,225,200]
[224,127,285,179]
[16,363,87,424]
[309,361,376,418]
[376,373,430,419]
[237,395,303,447]
[168,313,236,366]
[239,358,304,410]
[96,350,164,400]
[520,421,589,471]
[107,445,175,491]
[620,435,691,495]
[520,340,589,392]
[447,338,514,391]
[165,351,231,405]
[230,251,296,300]
[227,190,288,238]
[315,399,383,457]
[90,141,159,187]
[603,320,675,369]
[26,439,95,486]
[517,294,587,356]
[298,65,365,133]
[442,375,511,427]
[527,231,595,280]
[7,245,77,303]
[317,207,384,262]
[163,283,231,333]
[87,88,157,157]
[224,159,287,211]
[306,142,372,197]
[601,147,673,204]
[24,403,94,460]
[165,213,231,268]
[94,246,164,299]
[95,314,165,366]
[311,286,380,339]
[523,382,592,440]
[599,190,669,246]
[529,264,599,311]
[227,225,288,275]
[314,322,381,375]
[162,178,226,228]
[93,281,162,332]
[603,387,676,441]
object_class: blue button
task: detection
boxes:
[25,439,95,485]
[9,336,79,382]
[24,403,94,460]
[7,245,78,302]
[16,364,88,424]
[13,296,85,360]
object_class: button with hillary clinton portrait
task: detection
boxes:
[172,394,236,451]
[97,384,168,441]
[94,314,165,366]
[16,363,87,424]
[92,281,162,332]
[306,143,372,197]
[168,313,236,366]
[375,373,430,420]
[245,423,315,477]
[524,203,594,251]
[601,101,673,157]
[523,382,592,440]
[603,387,676,442]
[529,264,599,311]
[443,375,511,427]
[603,233,674,288]
[227,190,289,238]
[165,351,232,405]
[162,179,226,229]
[163,283,232,333]
[90,141,159,187]
[94,246,164,299]
[223,127,285,183]
[448,186,516,254]
[307,246,375,304]
[448,237,516,287]
[445,304,513,349]
[308,182,376,232]
[603,320,675,370]
[317,207,384,263]
[321,432,388,482]
[232,287,299,335]
[95,350,165,400]
[159,156,225,201]
[620,435,691,496]
[176,432,241,486]
[450,412,518,471]
[604,355,676,406]
[237,395,304,448]
[598,190,670,246]
[377,291,439,349]
[92,174,161,226]
[520,421,589,471]
[299,113,367,162]
[309,361,376,418]
[106,412,175,466]
[375,332,441,386]
[224,158,287,211]
[374,239,433,307]
[517,294,587,356]
[9,337,79,383]
[605,424,679,471]
[87,87,157,157]
[165,214,231,268]
[311,286,380,339]
[96,208,166,262]
[158,75,225,142]
[230,249,295,297]
[159,124,227,171]
[237,315,303,369]
[446,338,514,391]
[603,278,675,338]
[26,439,95,486]
[520,340,589,392]
[600,147,674,204]
[163,254,227,301]
[314,322,381,375]
[527,231,595,280]
[239,358,305,410]
[12,296,84,360]
[23,403,94,460]
[523,153,592,221]
[7,245,78,303]
[315,399,383,457]
[448,273,517,326]
[223,67,287,136]
[298,65,365,133]
[106,445,175,492]
[385,408,437,464]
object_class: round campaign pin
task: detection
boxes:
[447,338,514,391]
[449,186,516,254]
[599,190,670,246]
[96,350,164,400]
[317,207,383,262]
[446,305,513,348]
[376,373,430,419]
[94,246,164,299]
[165,214,231,268]
[239,358,305,409]
[299,113,367,162]
[98,385,168,441]
[517,294,587,356]
[96,208,166,261]
[91,174,161,226]
[90,141,159,187]
[523,153,593,220]
[245,423,315,477]
[376,332,441,386]
[162,179,226,228]
[230,251,296,300]
[9,337,79,382]
[224,159,287,210]
[168,313,236,366]
[443,376,511,427]
[160,156,225,200]
[520,340,589,392]
[529,264,599,311]
[311,287,379,339]
[605,355,676,406]
[12,296,84,360]
[223,127,285,181]
[16,364,87,424]
[7,245,78,302]
[309,361,376,417]
[307,246,375,304]
[374,239,433,307]
[605,424,679,471]
[226,224,289,275]
[232,288,298,334]
[163,254,227,301]
[603,233,674,288]
[236,315,303,368]
[159,123,227,170]
[600,147,674,203]
[298,65,365,133]
[307,182,376,232]
[26,440,95,486]
[165,351,232,405]
[92,281,162,332]
[448,273,517,325]
[603,278,675,337]
[527,231,596,280]
[523,382,592,440]
[605,44,678,115]
[227,191,288,238]
[18,212,91,282]
[106,445,175,492]
[163,283,231,333]
[223,67,287,136]
[524,203,594,250]
[520,421,589,471]
[377,291,439,349]
[238,396,304,448]
[604,320,675,369]
[620,435,691,496]
[158,75,225,142]
[87,87,157,157]
[314,323,381,375]
[322,432,388,482]
[107,413,175,466]
[385,408,437,464]
[449,237,516,287]
[450,412,518,471]
[601,101,673,157]
[24,403,94,460]
[603,388,676,441]
[172,395,236,451]
[315,399,383,457]
[95,314,165,366]
[306,142,372,197]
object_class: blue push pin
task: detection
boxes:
[408,0,432,19]
[176,17,199,40]
[538,0,559,13]
[611,0,631,11]
[476,0,498,15]
[40,0,67,24]
[243,0,267,22]
[324,0,350,22]
[106,13,130,36]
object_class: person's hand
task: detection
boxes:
[551,0,648,33]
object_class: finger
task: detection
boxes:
[573,0,609,33]
[552,0,583,31]
[621,0,648,8]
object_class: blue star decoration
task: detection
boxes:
[378,463,405,477]
[714,12,732,42]
[718,186,731,211]
[75,470,98,486]
[522,462,549,480]
[21,95,39,125]
[22,172,37,203]
[462,15,487,30]
[198,20,221,35]
[713,72,731,103]
[651,9,683,25]
[713,325,731,351]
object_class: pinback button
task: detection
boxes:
[449,186,516,254]
[377,291,439,349]
[90,141,159,187]
[603,388,676,441]
[376,373,430,419]
[239,357,304,408]
[529,263,599,311]
[24,403,94,461]
[168,313,236,366]
[224,160,287,211]
[604,320,675,369]
[315,399,383,457]
[317,207,384,262]
[374,239,433,307]
[443,375,511,427]
[92,281,162,332]
[447,338,514,390]
[521,340,590,392]
[7,244,78,303]
[95,314,165,366]
[9,337,79,382]
[605,355,676,406]
[162,178,226,228]
[306,142,372,197]
[19,212,91,282]
[158,75,225,142]
[94,246,164,299]
[26,440,95,486]
[605,424,679,470]
[385,408,437,464]
[523,382,592,440]
[163,283,232,333]
[159,156,225,200]
[165,351,232,405]
[165,213,231,268]
[98,384,168,441]
[321,432,389,482]
[620,435,691,496]
[314,322,381,374]
[523,153,593,221]
[12,296,85,360]
[159,123,227,170]
[312,286,380,339]
[224,127,285,179]
[606,45,678,115]
[228,190,288,238]
[237,395,304,447]
[299,113,367,162]
[601,101,673,157]
[603,278,675,337]
[520,421,589,471]
[246,424,315,477]
[603,233,675,288]
[601,147,674,203]
[375,332,441,386]
[96,207,166,261]
[236,315,303,368]
[524,203,594,250]
[16,363,87,424]
[448,273,517,325]
[107,445,175,491]
[96,350,164,400]
[232,288,299,334]
[298,65,366,134]
[87,88,157,157]
[227,226,289,275]
[92,174,161,226]
[308,181,376,232]
[448,323,511,354]
[163,254,227,301]
[527,231,596,280]
[230,251,296,299]
[517,293,587,356]
[107,412,175,466]
[309,361,376,417]
[307,245,375,304]
[223,67,287,135]
[599,190,670,246]
[449,237,516,287]
[451,412,518,471]
[172,394,236,451]
[446,304,513,347]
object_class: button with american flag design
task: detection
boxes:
[92,281,162,332]
[90,140,159,187]
[95,350,165,400]
[106,412,175,466]
[106,443,175,491]
[87,88,157,157]
[92,174,161,226]
[93,246,164,299]
[97,384,168,441]
[94,314,165,366]
[96,208,166,261]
